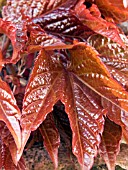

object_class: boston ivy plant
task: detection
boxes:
[0,0,128,169]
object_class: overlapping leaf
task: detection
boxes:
[88,34,128,90]
[0,121,21,164]
[0,18,25,63]
[99,118,122,170]
[75,3,124,46]
[20,46,106,169]
[94,0,128,23]
[60,74,105,170]
[101,98,128,143]
[69,43,128,112]
[0,78,21,150]
[39,112,60,169]
[0,138,25,170]
[32,8,94,41]
[20,49,66,156]
[3,0,78,21]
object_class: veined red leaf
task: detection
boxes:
[94,0,128,23]
[75,3,124,46]
[3,0,78,21]
[61,74,105,170]
[20,49,65,156]
[39,112,60,169]
[69,43,128,112]
[99,118,122,170]
[21,48,105,169]
[32,8,94,41]
[88,34,128,90]
[0,78,21,150]
[0,138,25,170]
[0,18,25,63]
[26,22,65,53]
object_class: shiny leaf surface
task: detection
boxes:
[0,78,21,150]
[94,0,128,23]
[61,74,105,170]
[3,0,78,21]
[88,34,128,90]
[32,8,94,41]
[39,112,60,169]
[69,43,128,112]
[75,3,124,46]
[0,19,25,63]
[21,46,106,169]
[99,118,122,170]
[20,49,65,154]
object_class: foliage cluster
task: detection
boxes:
[0,0,128,169]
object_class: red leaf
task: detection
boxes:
[21,47,105,169]
[3,0,78,21]
[0,19,26,63]
[61,74,105,170]
[101,98,128,143]
[69,43,128,113]
[0,138,25,170]
[99,118,122,170]
[0,78,21,151]
[88,34,128,90]
[39,112,60,169]
[94,0,128,23]
[75,3,124,46]
[20,49,65,156]
[32,8,94,41]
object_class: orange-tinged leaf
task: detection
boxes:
[21,48,105,169]
[69,43,128,112]
[88,34,128,90]
[99,118,122,170]
[0,78,21,150]
[75,3,124,46]
[39,113,60,169]
[94,0,128,23]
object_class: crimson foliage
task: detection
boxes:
[0,0,128,169]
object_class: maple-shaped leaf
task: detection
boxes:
[0,78,21,150]
[88,34,128,90]
[0,138,26,170]
[75,3,124,46]
[21,47,105,169]
[99,118,122,170]
[94,0,128,23]
[0,18,26,63]
[39,112,60,169]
